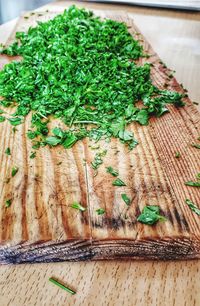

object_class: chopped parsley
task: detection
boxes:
[0,115,5,122]
[185,199,200,216]
[121,193,131,205]
[5,147,11,155]
[11,166,19,177]
[91,150,107,170]
[49,278,76,295]
[96,208,105,215]
[30,151,36,159]
[175,151,181,158]
[5,199,12,208]
[0,6,184,151]
[191,143,200,149]
[112,178,126,186]
[106,166,119,177]
[71,202,86,212]
[185,181,200,187]
[137,205,167,225]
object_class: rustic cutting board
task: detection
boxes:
[0,9,199,264]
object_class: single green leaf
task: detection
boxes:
[62,134,77,148]
[8,117,23,126]
[0,115,5,122]
[30,151,36,159]
[71,202,86,212]
[5,147,11,155]
[11,166,19,177]
[191,143,200,149]
[45,136,62,146]
[137,205,166,225]
[96,208,105,215]
[175,152,181,158]
[106,166,119,177]
[121,193,131,205]
[112,178,126,186]
[185,181,200,187]
[5,199,12,207]
[185,199,200,216]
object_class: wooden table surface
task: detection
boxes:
[0,1,199,305]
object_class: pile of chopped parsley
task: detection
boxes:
[0,5,184,150]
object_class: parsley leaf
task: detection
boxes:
[106,166,119,177]
[5,199,12,208]
[30,151,36,159]
[8,117,23,126]
[96,208,105,215]
[11,166,19,177]
[137,205,167,225]
[71,202,86,212]
[185,181,200,187]
[112,178,126,186]
[5,147,11,155]
[121,193,131,205]
[185,199,200,216]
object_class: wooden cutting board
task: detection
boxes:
[0,9,199,264]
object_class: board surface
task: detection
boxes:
[0,9,199,263]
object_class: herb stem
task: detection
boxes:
[49,278,76,295]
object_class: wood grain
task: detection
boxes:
[0,1,200,306]
[0,6,200,263]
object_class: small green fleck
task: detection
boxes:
[185,199,200,216]
[11,166,19,177]
[112,178,126,186]
[175,152,181,158]
[0,115,5,122]
[8,117,23,126]
[5,147,11,155]
[71,202,86,212]
[191,143,200,149]
[96,208,105,215]
[5,199,12,208]
[49,278,76,295]
[30,151,36,159]
[106,166,119,177]
[121,193,131,205]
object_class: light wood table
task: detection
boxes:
[0,1,200,305]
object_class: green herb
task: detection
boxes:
[45,136,62,146]
[0,109,4,114]
[137,205,167,225]
[175,152,181,158]
[196,173,200,180]
[112,178,126,186]
[185,199,200,216]
[49,278,76,295]
[5,147,11,155]
[185,181,200,187]
[5,199,12,208]
[71,202,86,212]
[11,166,19,177]
[91,150,107,170]
[30,151,36,159]
[106,166,119,177]
[121,193,131,205]
[191,143,200,149]
[8,117,23,126]
[0,115,5,122]
[96,208,105,215]
[0,6,184,151]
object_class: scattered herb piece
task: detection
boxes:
[185,199,200,216]
[30,151,36,159]
[8,117,23,126]
[91,150,107,170]
[57,161,62,166]
[96,208,105,215]
[175,152,181,158]
[5,199,12,208]
[0,115,5,122]
[121,193,131,205]
[112,178,126,186]
[185,181,200,187]
[137,205,167,225]
[11,166,19,177]
[49,278,76,295]
[5,147,11,155]
[191,143,200,149]
[106,166,119,177]
[71,202,86,212]
[193,102,199,105]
